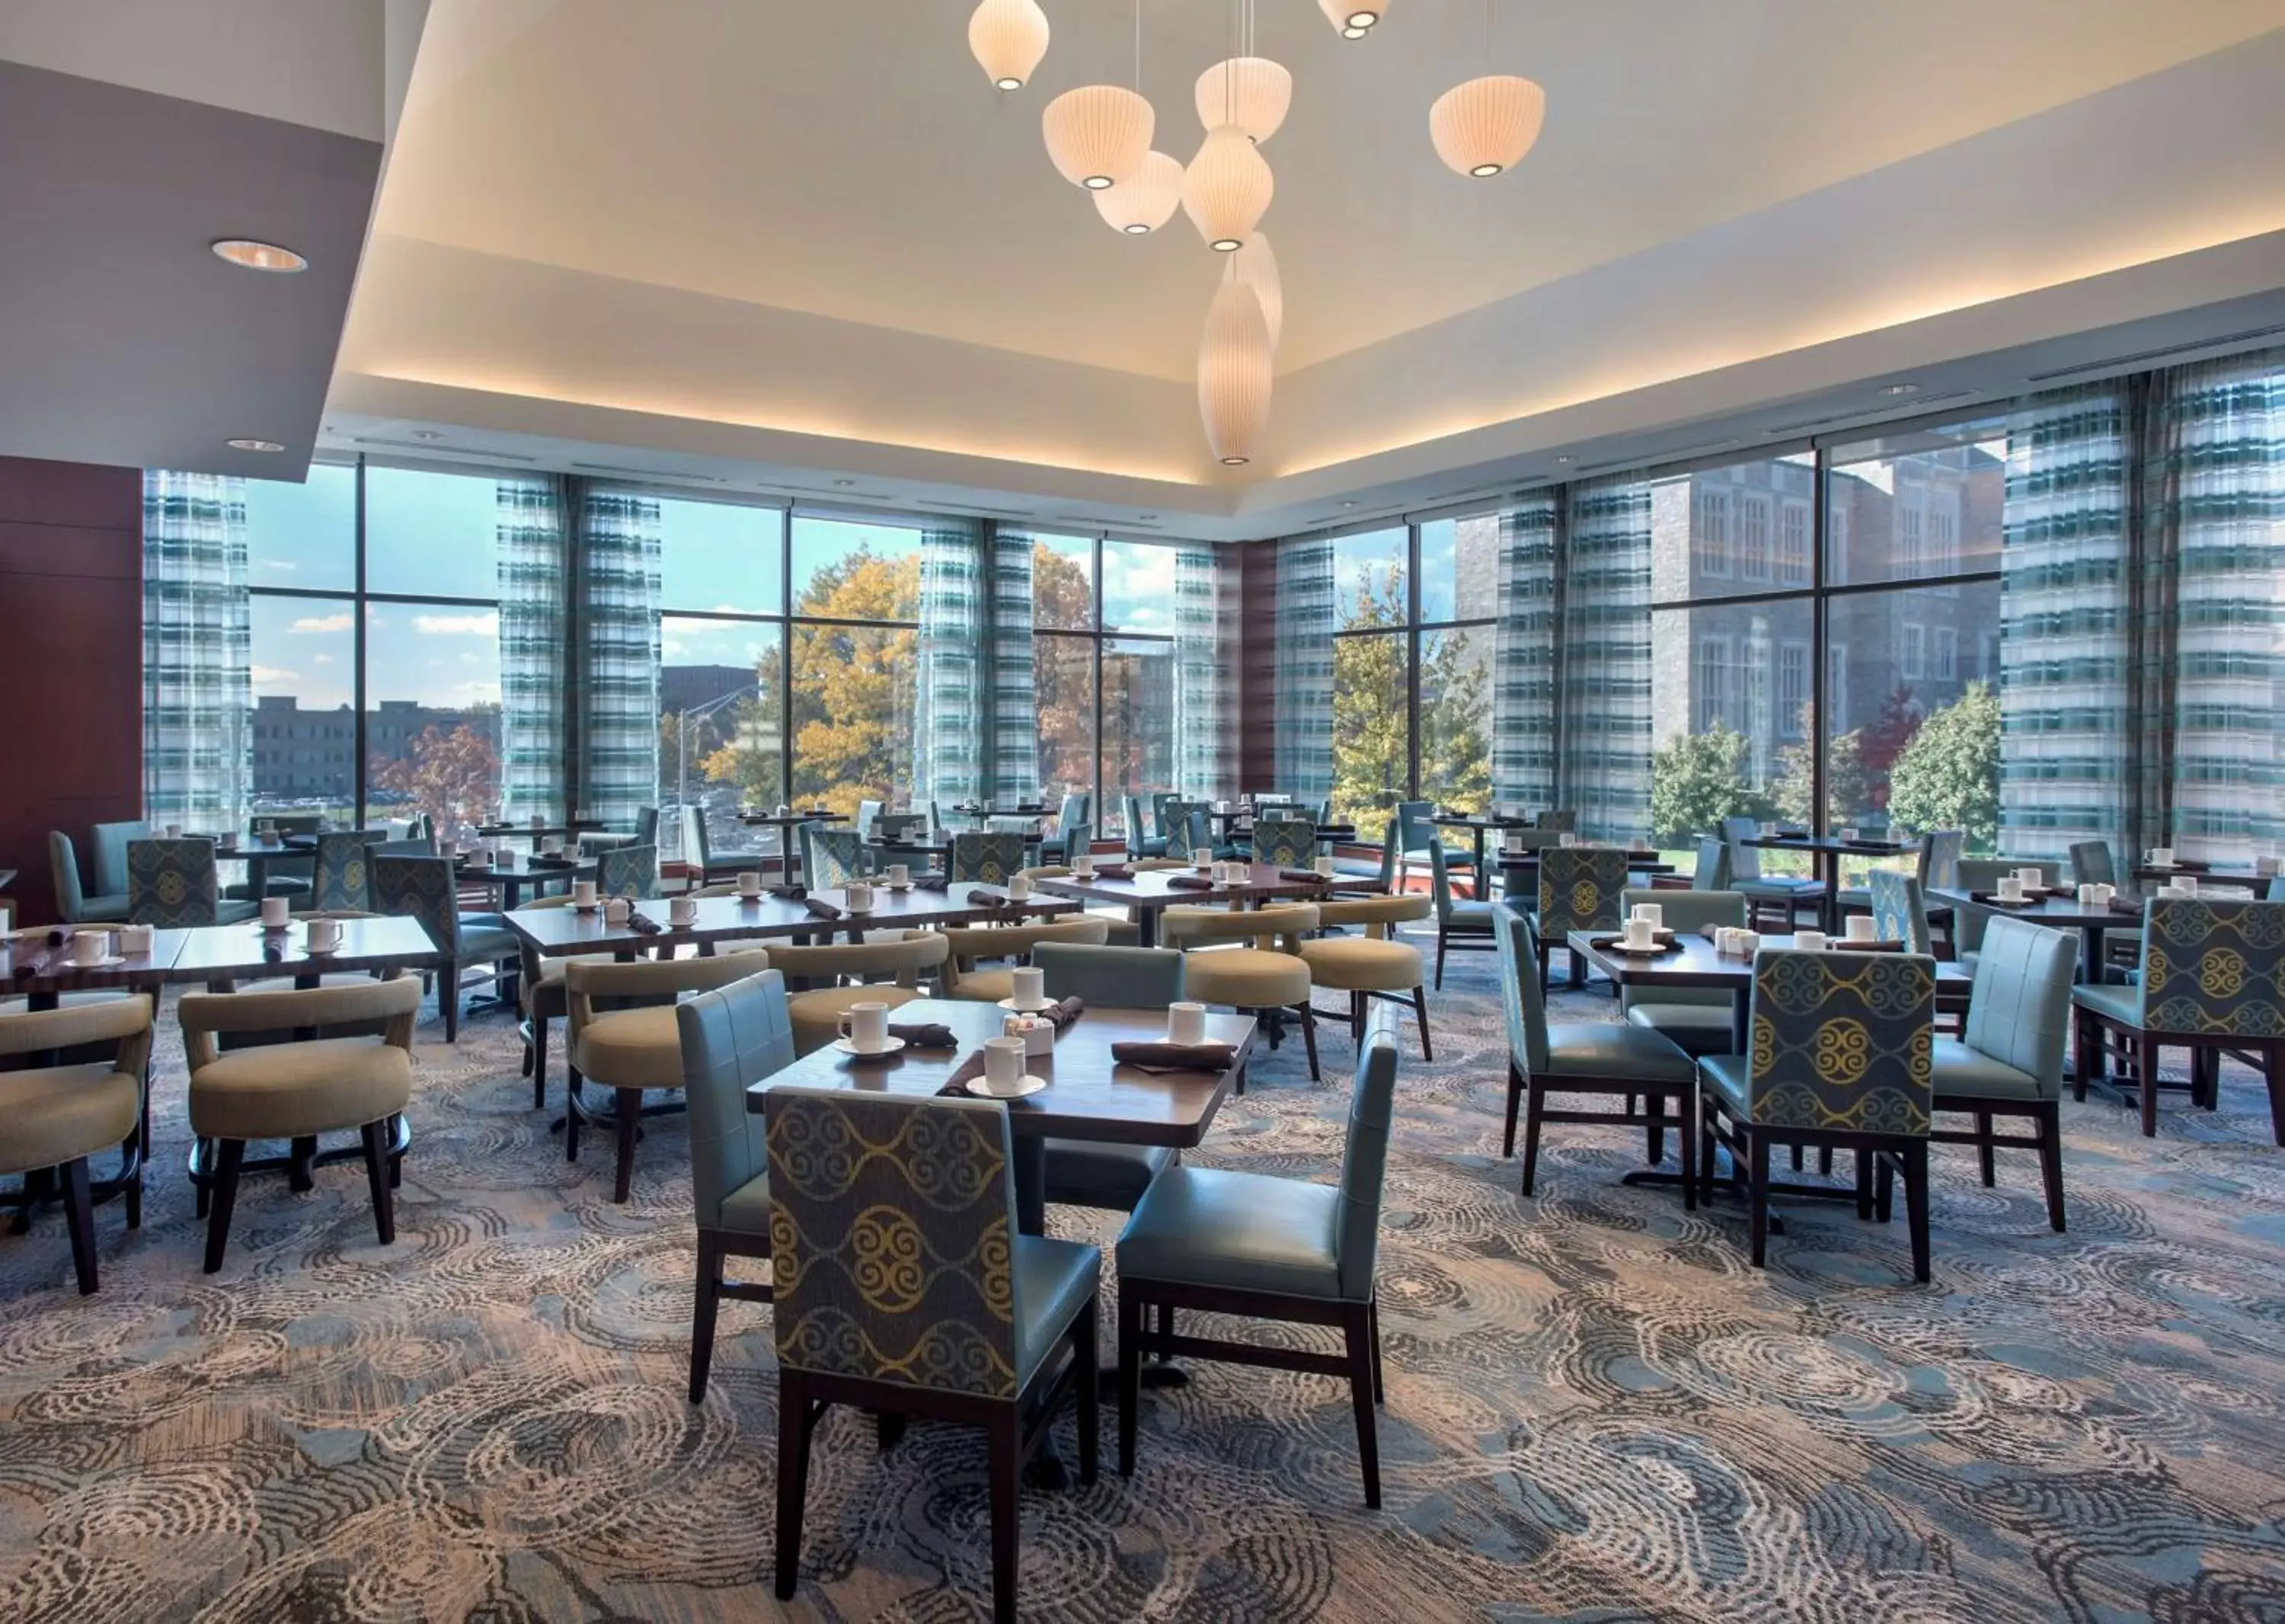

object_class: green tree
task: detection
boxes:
[1419,628,1491,814]
[1772,703,1866,828]
[1649,724,1774,846]
[1887,681,2002,850]
[1329,562,1408,838]
[1032,543,1095,798]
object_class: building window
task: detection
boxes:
[1933,625,1958,681]
[1778,641,1809,734]
[1695,634,1736,730]
[1738,497,1770,582]
[1900,620,1926,680]
[1897,505,1925,579]
[1778,503,1809,584]
[1695,491,1731,578]
[1827,641,1849,728]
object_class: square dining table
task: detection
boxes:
[1031,862,1363,947]
[1923,886,2140,984]
[1745,833,1916,932]
[506,884,1081,961]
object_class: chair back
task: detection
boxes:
[676,969,796,1229]
[1535,809,1577,833]
[1962,916,2076,1095]
[1055,821,1094,862]
[1122,794,1149,855]
[805,826,868,888]
[1333,1025,1401,1300]
[1034,942,1184,1007]
[1394,800,1434,856]
[681,806,714,870]
[1536,847,1628,937]
[1250,815,1316,867]
[1919,829,1964,890]
[48,830,88,921]
[267,814,323,837]
[372,854,462,954]
[2139,898,2285,1038]
[1619,887,1743,1013]
[2068,840,2115,887]
[127,837,221,926]
[598,842,657,900]
[1054,792,1088,835]
[1492,903,1551,1076]
[856,798,883,840]
[1743,948,1935,1133]
[942,917,1113,987]
[1867,869,1931,953]
[2271,876,2285,903]
[1426,842,1464,920]
[1690,836,1733,890]
[765,1086,1024,1395]
[91,820,152,899]
[877,811,927,845]
[1720,816,1766,881]
[630,805,660,848]
[1150,792,1178,839]
[310,832,375,913]
[1162,801,1210,860]
[949,831,1028,884]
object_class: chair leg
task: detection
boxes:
[443,964,459,1044]
[2138,1036,2161,1137]
[1747,1133,1771,1269]
[60,1158,98,1296]
[1501,1060,1523,1158]
[2072,1013,2095,1103]
[1434,927,1448,989]
[194,1140,214,1219]
[1342,1301,1382,1510]
[772,1372,812,1603]
[203,1140,246,1274]
[1645,1092,1665,1169]
[1855,1149,1874,1221]
[2267,1044,2285,1149]
[689,1232,722,1403]
[360,1120,395,1246]
[1297,1002,1321,1082]
[532,1014,550,1111]
[614,1088,642,1203]
[1117,1291,1142,1476]
[1519,1079,1547,1197]
[1367,1297,1386,1404]
[1789,1142,1804,1172]
[1696,1089,1717,1208]
[1410,984,1433,1062]
[1976,1111,1996,1187]
[986,1408,1022,1623]
[1903,1142,1932,1284]
[1350,989,1366,1046]
[2034,1100,2067,1232]
[565,1068,585,1163]
[1073,1297,1100,1487]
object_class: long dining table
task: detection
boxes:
[504,883,1082,961]
[1030,861,1372,948]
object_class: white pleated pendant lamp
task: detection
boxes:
[1318,0,1389,37]
[1043,85,1155,190]
[1182,124,1273,252]
[1200,277,1273,466]
[1094,149,1184,235]
[1233,232,1282,350]
[1194,57,1292,144]
[1430,74,1545,177]
[968,0,1050,91]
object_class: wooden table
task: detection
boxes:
[734,811,842,882]
[1031,862,1347,948]
[163,913,443,987]
[475,820,610,845]
[208,833,309,897]
[1430,814,1542,875]
[455,852,596,908]
[742,996,1255,1236]
[506,884,1081,961]
[1746,834,1916,931]
[2131,864,2277,894]
[1925,887,2133,984]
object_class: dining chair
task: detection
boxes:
[179,977,421,1273]
[1495,905,1698,1197]
[1535,809,1577,833]
[1123,794,1167,858]
[1532,846,1628,989]
[0,996,152,1293]
[767,1085,1099,1624]
[2072,897,2285,1140]
[1617,887,1747,1058]
[89,820,152,903]
[762,932,950,1053]
[1396,799,1471,894]
[1697,947,1937,1281]
[941,917,1112,1002]
[1296,894,1434,1057]
[1162,902,1321,1082]
[802,826,868,889]
[1868,868,1932,951]
[1161,802,1213,862]
[48,830,130,924]
[370,853,519,1041]
[307,831,376,913]
[855,798,883,842]
[1720,817,1823,931]
[1953,858,2065,973]
[1689,836,1734,892]
[128,837,259,928]
[1115,1023,1398,1507]
[1038,793,1091,862]
[512,894,609,1111]
[1249,814,1317,868]
[1427,842,1497,989]
[595,842,657,900]
[675,967,791,1402]
[949,831,1031,884]
[1931,914,2076,1230]
[2069,839,2117,887]
[579,804,660,857]
[1033,942,1188,1213]
[679,806,759,890]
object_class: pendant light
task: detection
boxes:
[1043,85,1154,190]
[1199,275,1273,466]
[967,0,1049,91]
[1194,57,1292,144]
[1432,5,1544,177]
[1233,232,1282,350]
[1095,149,1184,234]
[1318,0,1388,37]
[1182,126,1272,251]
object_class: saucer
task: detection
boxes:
[966,1075,1047,1099]
[884,881,913,893]
[834,1035,906,1058]
[66,954,127,969]
[997,996,1056,1013]
[303,942,343,957]
[573,903,601,914]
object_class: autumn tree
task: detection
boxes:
[785,548,922,815]
[1857,685,1924,808]
[370,722,500,836]
[1031,543,1095,800]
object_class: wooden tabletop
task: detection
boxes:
[2130,865,2276,890]
[164,914,445,982]
[506,884,1081,957]
[1746,834,1915,855]
[1923,887,2133,929]
[1567,929,1970,991]
[4,925,185,994]
[738,810,842,826]
[1032,860,1344,912]
[741,997,1255,1148]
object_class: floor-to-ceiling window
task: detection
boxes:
[788,516,922,814]
[243,462,356,825]
[1329,527,1410,838]
[1415,515,1497,817]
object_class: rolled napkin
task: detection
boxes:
[803,897,843,920]
[915,874,951,892]
[1165,873,1217,890]
[1279,868,1332,884]
[769,884,808,900]
[1042,996,1085,1032]
[964,885,1005,904]
[940,1050,991,1095]
[626,910,663,935]
[1088,862,1134,881]
[887,1021,958,1049]
[1968,890,2038,906]
[2108,894,2146,916]
[1111,1040,1238,1074]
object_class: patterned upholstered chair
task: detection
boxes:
[0,997,152,1293]
[2072,897,2285,1141]
[1250,814,1317,868]
[1034,943,1186,1213]
[1697,948,1937,1281]
[2069,839,2117,887]
[949,831,1029,885]
[675,967,792,1402]
[1533,846,1629,989]
[1123,794,1168,858]
[762,932,950,1054]
[371,853,520,1042]
[1536,809,1577,833]
[766,1086,1099,1623]
[1298,894,1434,1057]
[1162,902,1321,1082]
[128,837,258,927]
[1721,816,1823,931]
[941,917,1112,1003]
[1161,801,1212,862]
[596,842,657,900]
[1932,915,2076,1230]
[49,830,130,924]
[306,832,376,913]
[1427,842,1496,988]
[1619,887,1748,1058]
[1497,905,1699,1197]
[803,826,868,889]
[1037,793,1091,863]
[1115,1023,1398,1508]
[1868,869,1932,952]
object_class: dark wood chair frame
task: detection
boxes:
[1929,1093,2066,1232]
[2073,1006,2285,1143]
[199,1114,402,1274]
[1308,986,1434,1063]
[689,1223,772,1402]
[1504,1056,1695,1206]
[1697,1085,1933,1284]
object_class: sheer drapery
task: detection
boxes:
[1274,535,1335,801]
[142,471,250,829]
[988,526,1040,806]
[916,522,986,807]
[496,477,570,823]
[1491,493,1560,811]
[1174,545,1229,801]
[1558,478,1654,842]
[574,487,660,830]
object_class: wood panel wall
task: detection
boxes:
[0,456,143,925]
[1235,539,1279,794]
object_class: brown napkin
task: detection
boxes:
[964,885,1005,904]
[1279,868,1332,884]
[803,897,842,920]
[1111,1041,1237,1074]
[2108,895,2146,916]
[890,1021,958,1049]
[915,874,951,892]
[1042,996,1084,1032]
[940,1050,991,1095]
[769,884,807,900]
[626,910,663,935]
[1088,862,1133,881]
[1166,873,1217,890]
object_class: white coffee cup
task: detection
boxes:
[738,871,764,897]
[1844,913,1877,941]
[1997,876,2025,901]
[1314,855,1336,878]
[530,814,547,830]
[2093,883,2116,906]
[1738,930,1762,956]
[1622,916,1655,949]
[847,882,875,912]
[1216,800,1232,814]
[887,862,912,887]
[2015,866,2044,890]
[1560,832,1578,847]
[1007,874,1031,901]
[1011,966,1047,1009]
[1168,1001,1207,1047]
[2177,874,2197,897]
[983,1036,1027,1092]
[542,836,564,857]
[2078,884,2100,907]
[260,896,290,929]
[670,896,697,926]
[1072,855,1093,878]
[1630,903,1663,930]
[845,1001,889,1052]
[72,929,110,965]
[163,823,182,839]
[606,897,632,926]
[573,880,599,909]
[775,804,791,817]
[120,922,155,956]
[257,819,276,837]
[2149,847,2174,868]
[305,916,341,952]
[1794,930,1830,951]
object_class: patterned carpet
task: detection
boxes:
[5,938,2285,1622]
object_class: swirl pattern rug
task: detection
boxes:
[4,941,2285,1622]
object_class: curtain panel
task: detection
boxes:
[987,526,1040,806]
[1558,478,1654,842]
[1491,493,1561,812]
[1174,545,1229,801]
[573,487,661,830]
[142,471,251,830]
[496,478,570,824]
[1273,535,1335,801]
[916,522,986,809]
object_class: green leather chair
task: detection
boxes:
[1954,858,2065,973]
[950,831,1028,884]
[1698,948,1936,1281]
[1427,842,1495,988]
[596,842,657,900]
[1619,887,1748,1057]
[2069,839,2117,887]
[1115,1023,1399,1508]
[1688,836,1734,892]
[89,820,151,903]
[1721,816,1823,931]
[675,967,791,1402]
[372,854,520,1042]
[1395,798,1470,894]
[1932,914,2075,1230]
[679,806,761,890]
[1497,904,1699,1197]
[1035,943,1185,1213]
[766,1086,1100,1624]
[128,837,259,927]
[1250,814,1317,868]
[49,830,129,925]
[1123,793,1168,858]
[1037,793,1091,862]
[578,805,660,856]
[1533,845,1629,989]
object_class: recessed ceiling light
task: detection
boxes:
[226,438,286,453]
[833,478,857,487]
[1879,382,1922,397]
[1138,513,1158,521]
[1554,455,1576,464]
[1341,500,1359,508]
[211,238,307,273]
[410,429,445,441]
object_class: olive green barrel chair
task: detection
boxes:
[1296,893,1434,1057]
[0,996,153,1294]
[763,932,950,1055]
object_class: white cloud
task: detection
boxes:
[662,638,688,658]
[258,559,298,573]
[414,612,500,637]
[251,664,299,685]
[312,654,335,666]
[289,612,353,633]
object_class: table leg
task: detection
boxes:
[1136,910,1158,950]
[2081,925,2104,986]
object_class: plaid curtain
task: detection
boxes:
[1558,477,1654,842]
[497,478,569,824]
[988,526,1039,805]
[574,487,662,829]
[1274,535,1335,799]
[916,522,986,807]
[1998,385,2130,865]
[142,471,250,829]
[1491,493,1560,810]
[1174,545,1229,800]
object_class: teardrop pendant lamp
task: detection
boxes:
[1194,56,1292,144]
[967,0,1050,92]
[1199,277,1273,466]
[1318,0,1388,37]
[1181,124,1273,252]
[1094,150,1184,234]
[1430,74,1545,177]
[1043,85,1154,190]
[1234,232,1282,350]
